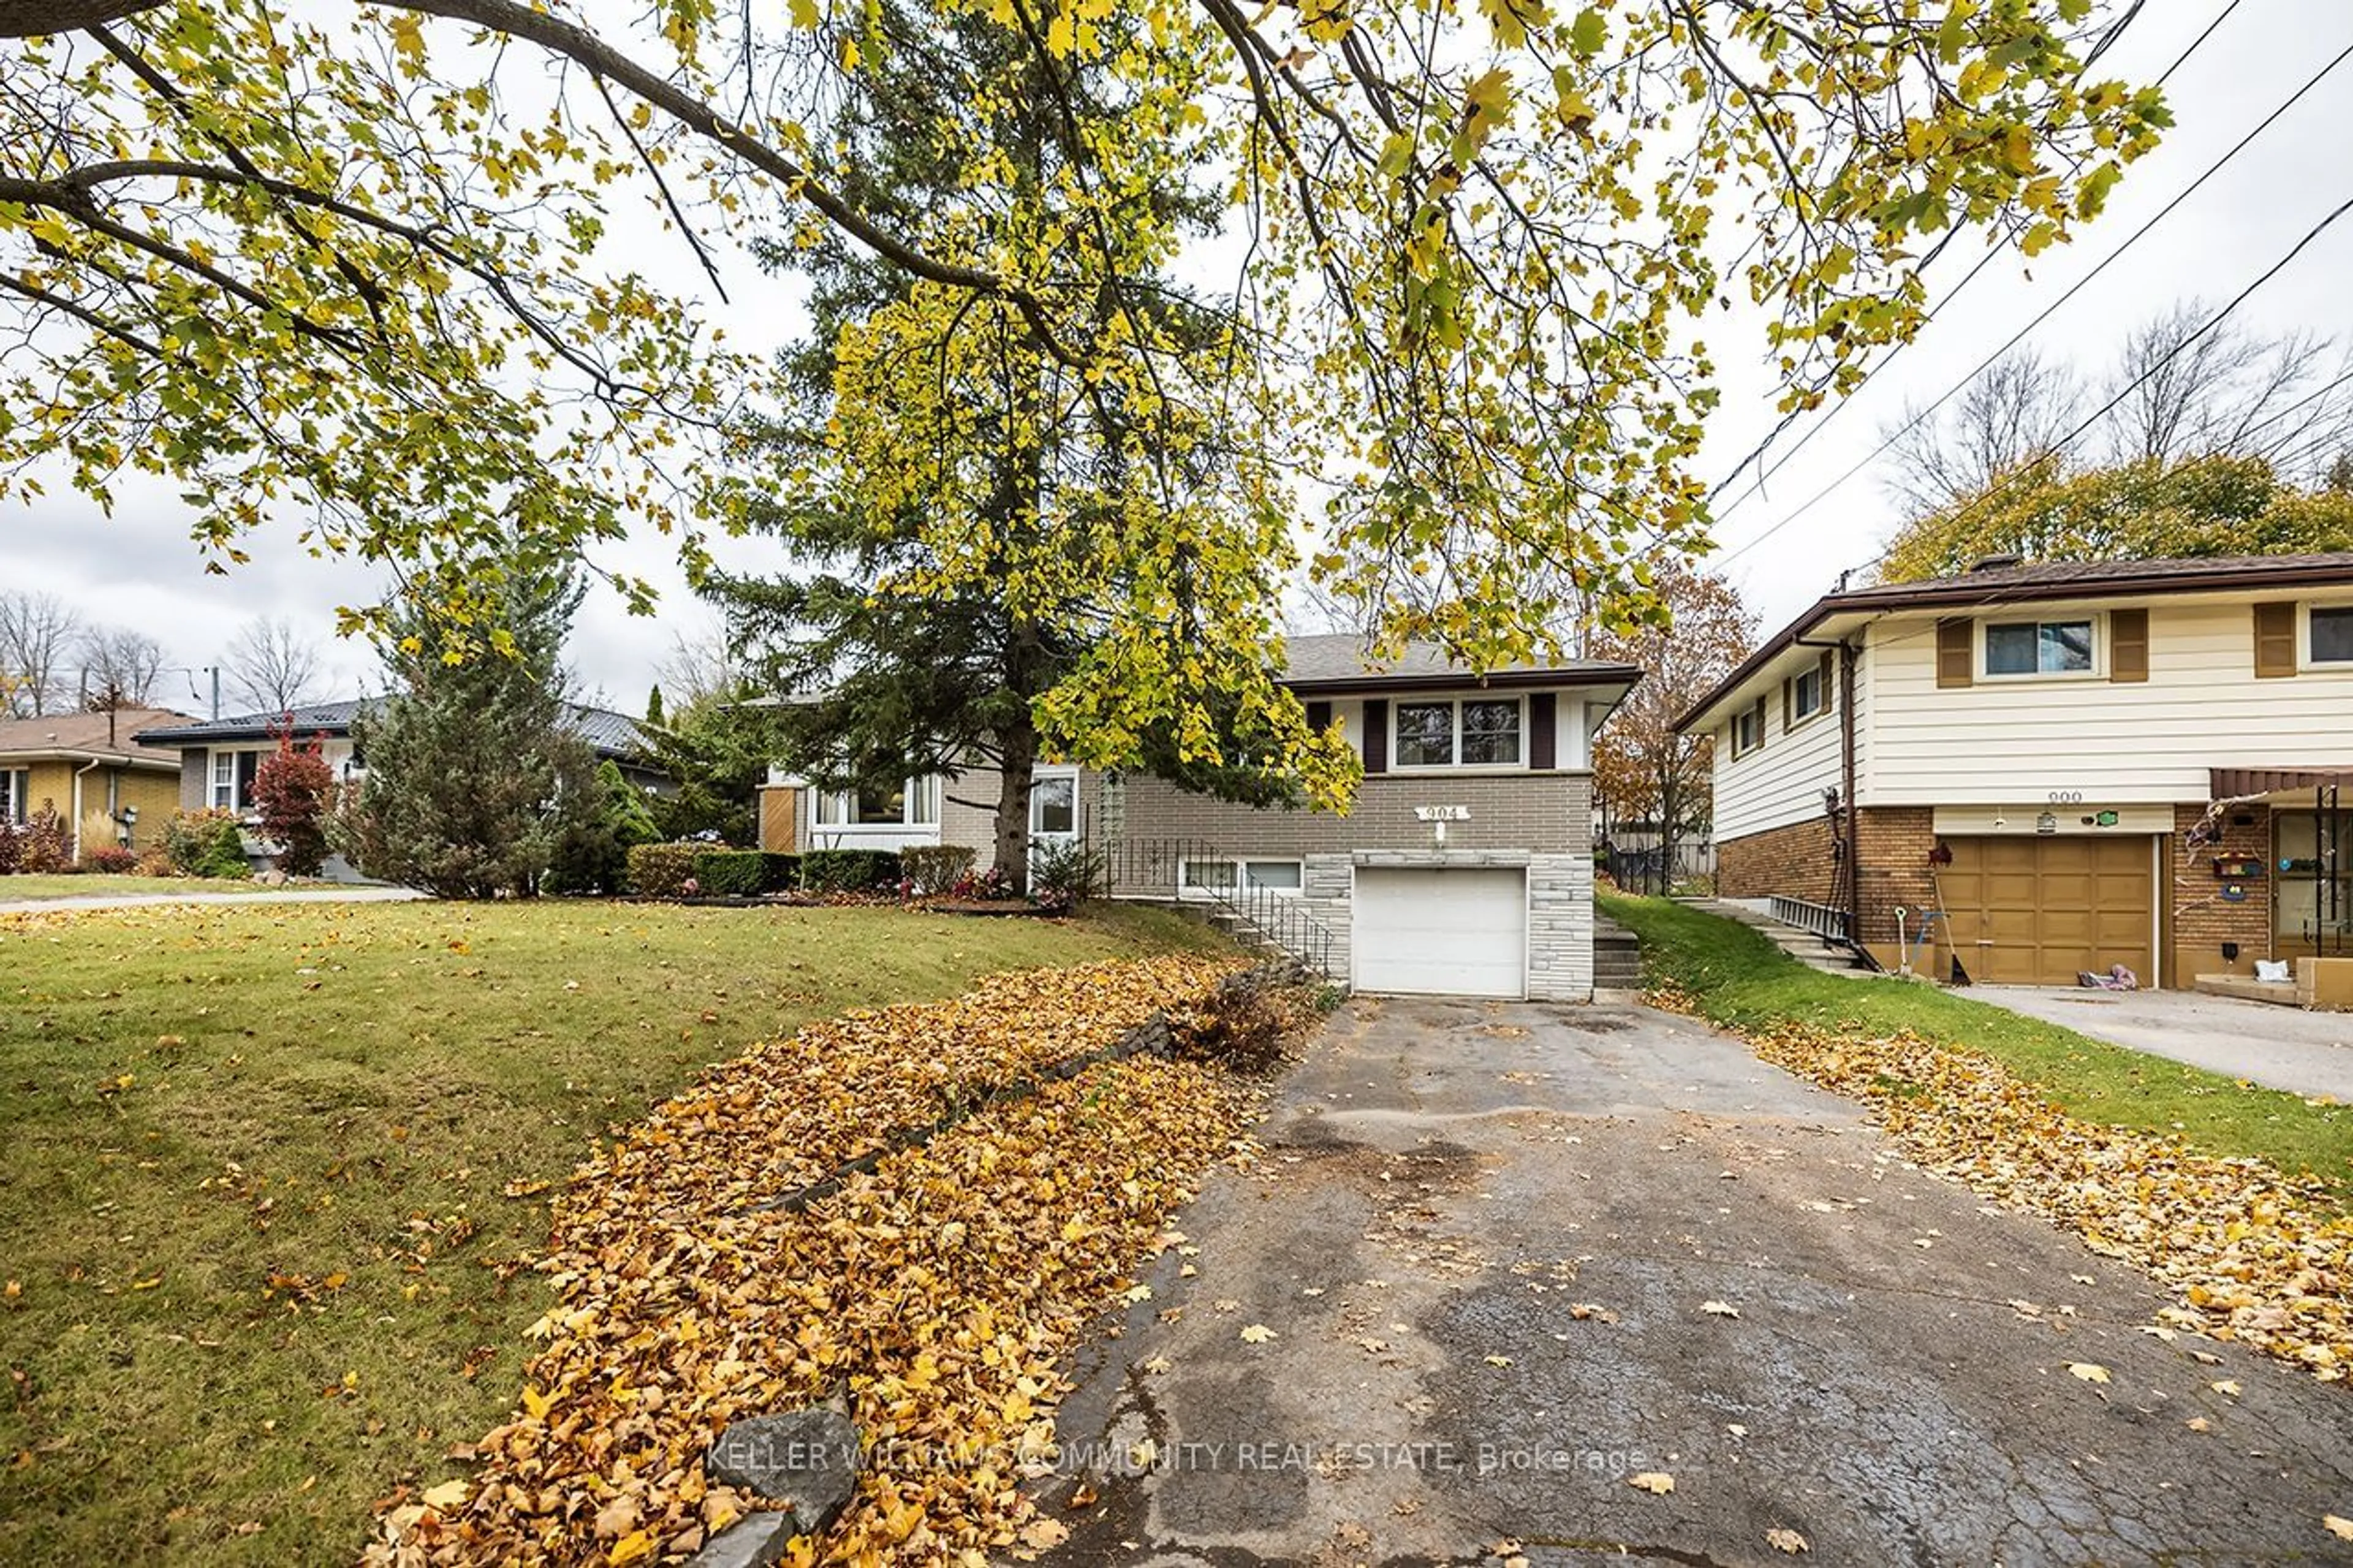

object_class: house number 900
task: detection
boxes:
[2047,790,2083,805]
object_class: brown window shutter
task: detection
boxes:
[2110,608,2148,683]
[1529,692,1556,770]
[1304,699,1332,733]
[1751,696,1767,752]
[1781,676,1792,728]
[1936,618,1974,688]
[1818,649,1835,709]
[2253,602,2298,678]
[1362,699,1388,773]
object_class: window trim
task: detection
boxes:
[0,767,25,824]
[1729,697,1766,760]
[1979,614,2102,682]
[1387,694,1527,773]
[1180,857,1302,898]
[1028,769,1078,839]
[208,746,266,812]
[812,774,941,828]
[1788,662,1827,729]
[2303,602,2353,671]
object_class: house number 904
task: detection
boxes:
[2047,790,2083,804]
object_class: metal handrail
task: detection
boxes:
[1097,836,1341,980]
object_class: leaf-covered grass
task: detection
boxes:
[0,897,1227,1567]
[0,874,286,901]
[1602,893,2353,1203]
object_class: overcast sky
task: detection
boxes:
[3,2,2347,718]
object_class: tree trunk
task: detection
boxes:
[993,719,1036,898]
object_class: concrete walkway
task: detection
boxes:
[0,885,422,915]
[1037,996,2353,1566]
[1970,985,2353,1102]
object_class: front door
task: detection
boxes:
[1028,767,1080,871]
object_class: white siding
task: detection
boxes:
[1861,594,2353,806]
[1711,653,1846,840]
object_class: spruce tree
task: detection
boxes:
[335,570,597,898]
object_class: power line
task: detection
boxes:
[1715,37,2353,570]
[1848,189,2353,578]
[1704,0,2252,529]
[2152,0,2244,86]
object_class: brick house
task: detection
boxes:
[1678,554,2353,988]
[0,706,195,857]
[760,635,1640,1001]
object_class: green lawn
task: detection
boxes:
[1603,893,2353,1202]
[0,874,285,901]
[0,897,1226,1566]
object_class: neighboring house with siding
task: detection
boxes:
[137,699,667,879]
[1678,553,2353,988]
[760,635,1640,1002]
[0,706,196,858]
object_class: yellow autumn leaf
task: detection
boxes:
[1628,1472,1675,1494]
[2067,1363,2110,1385]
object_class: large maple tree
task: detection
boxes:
[0,0,2169,797]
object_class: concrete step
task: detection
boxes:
[1678,898,1873,979]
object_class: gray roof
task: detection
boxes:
[1281,632,1640,691]
[137,697,651,759]
[1831,551,2353,607]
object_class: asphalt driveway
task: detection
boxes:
[1039,996,2353,1566]
[1971,985,2353,1102]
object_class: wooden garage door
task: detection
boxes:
[1940,836,2154,987]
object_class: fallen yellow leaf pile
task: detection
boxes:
[1654,983,2353,1385]
[371,956,1260,1566]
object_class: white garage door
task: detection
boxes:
[1352,867,1527,999]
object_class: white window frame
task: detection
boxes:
[1980,614,2102,682]
[1028,770,1078,840]
[1389,695,1526,772]
[210,749,240,811]
[0,767,25,824]
[1179,857,1302,898]
[1789,663,1826,727]
[812,774,940,828]
[2303,602,2353,670]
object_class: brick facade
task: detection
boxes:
[2170,801,2274,981]
[1854,806,1938,950]
[1715,814,1840,907]
[1116,771,1590,856]
[1715,805,1938,966]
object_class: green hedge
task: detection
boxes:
[161,809,250,881]
[692,848,765,898]
[800,848,902,893]
[625,842,703,898]
[759,852,800,893]
[899,844,976,896]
